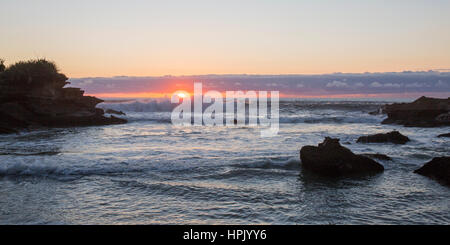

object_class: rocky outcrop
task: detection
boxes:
[357,131,410,144]
[0,59,127,133]
[437,133,450,138]
[414,157,450,186]
[382,96,450,127]
[300,137,384,176]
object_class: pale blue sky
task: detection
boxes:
[1,0,450,77]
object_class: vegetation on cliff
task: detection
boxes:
[0,59,126,134]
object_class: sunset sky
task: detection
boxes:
[1,0,450,98]
[2,0,450,77]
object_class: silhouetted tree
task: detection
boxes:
[0,59,5,72]
[0,59,67,88]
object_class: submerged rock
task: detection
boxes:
[299,137,384,177]
[360,153,392,161]
[437,133,450,138]
[357,131,410,144]
[414,157,450,186]
[0,59,127,133]
[382,96,450,127]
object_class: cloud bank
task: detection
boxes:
[68,71,450,98]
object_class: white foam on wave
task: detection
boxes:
[0,158,146,179]
[98,99,176,112]
[234,157,301,170]
[116,113,383,125]
[279,115,383,124]
[98,99,385,124]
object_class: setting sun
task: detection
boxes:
[177,92,189,98]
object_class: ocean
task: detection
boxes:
[0,98,449,224]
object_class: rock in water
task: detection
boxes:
[437,133,450,138]
[0,59,127,133]
[414,157,450,186]
[357,131,410,144]
[300,137,384,176]
[382,96,450,127]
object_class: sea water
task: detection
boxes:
[0,99,449,224]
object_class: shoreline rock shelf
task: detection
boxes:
[382,96,450,127]
[300,137,384,177]
[0,59,127,134]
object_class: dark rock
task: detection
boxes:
[437,133,450,138]
[105,109,126,115]
[382,96,450,127]
[361,153,392,161]
[0,126,18,134]
[0,59,127,133]
[414,157,450,186]
[357,131,410,144]
[300,137,384,177]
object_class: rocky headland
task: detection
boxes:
[0,59,126,134]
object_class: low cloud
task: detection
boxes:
[326,80,348,88]
[383,83,401,88]
[436,80,448,87]
[68,71,450,97]
[370,82,401,88]
[370,82,383,88]
[406,82,424,88]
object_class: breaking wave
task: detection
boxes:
[99,99,176,112]
[0,160,147,180]
[231,157,301,170]
[99,99,387,113]
[114,113,382,124]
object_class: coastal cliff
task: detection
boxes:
[0,59,126,134]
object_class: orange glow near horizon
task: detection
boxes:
[86,92,173,99]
